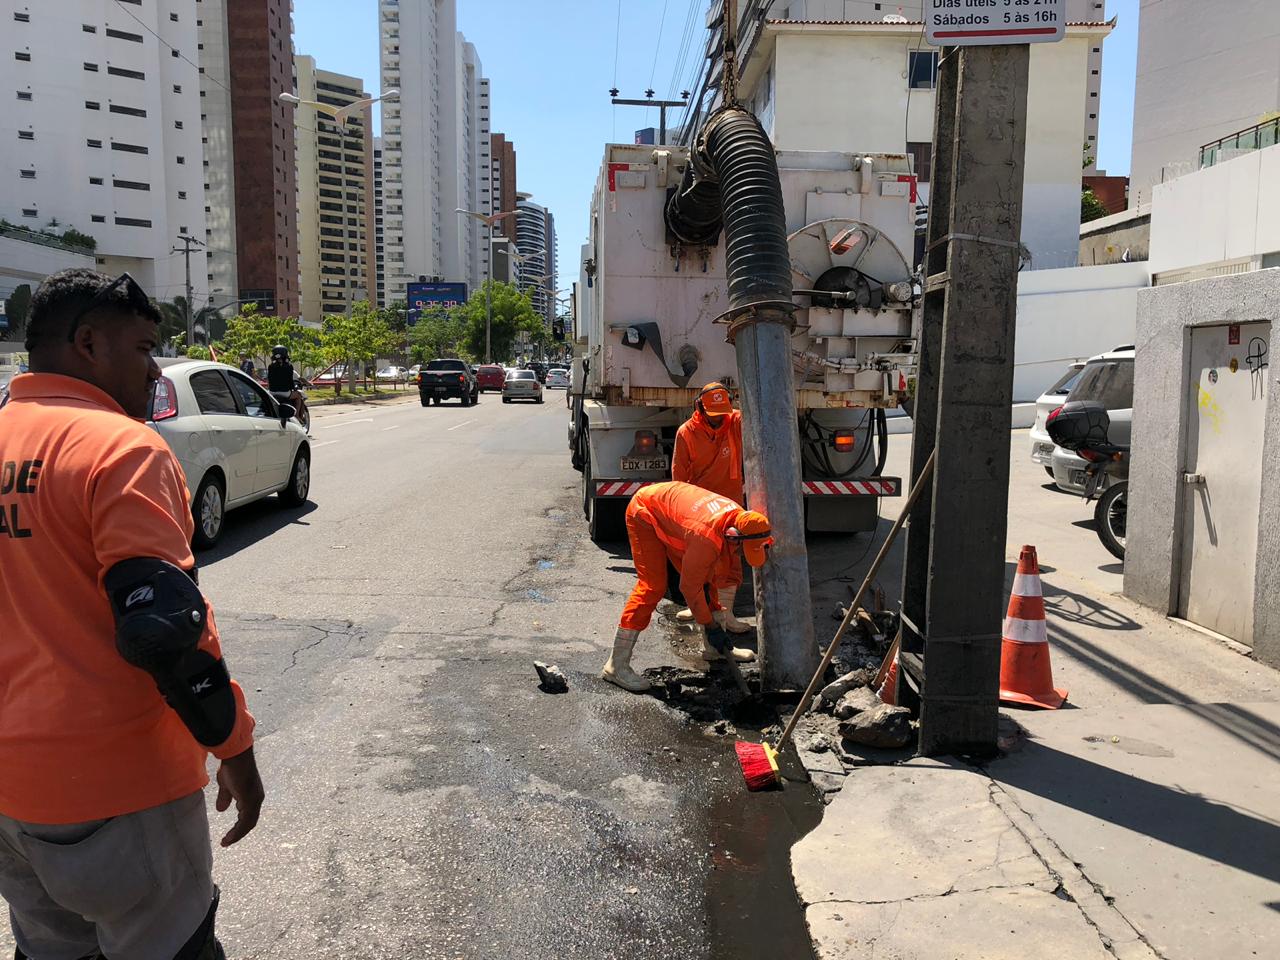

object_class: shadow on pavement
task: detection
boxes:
[197,500,317,566]
[1048,622,1280,763]
[988,739,1280,887]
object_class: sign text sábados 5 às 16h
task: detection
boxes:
[925,0,1066,47]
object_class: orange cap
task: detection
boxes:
[698,382,734,417]
[728,510,773,567]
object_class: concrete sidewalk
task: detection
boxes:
[790,434,1280,959]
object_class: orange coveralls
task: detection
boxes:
[672,408,744,588]
[619,481,741,631]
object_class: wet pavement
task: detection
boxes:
[0,398,824,959]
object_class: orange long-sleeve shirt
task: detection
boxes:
[628,481,741,625]
[0,373,255,824]
[672,408,743,507]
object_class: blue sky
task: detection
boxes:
[295,0,1140,257]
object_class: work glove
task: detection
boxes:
[703,623,733,656]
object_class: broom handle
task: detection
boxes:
[773,449,937,754]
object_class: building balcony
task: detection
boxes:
[1201,117,1280,169]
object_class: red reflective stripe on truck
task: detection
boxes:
[802,479,900,496]
[607,163,631,192]
[595,481,653,497]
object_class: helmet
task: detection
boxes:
[697,381,733,417]
[726,510,773,568]
[271,344,289,360]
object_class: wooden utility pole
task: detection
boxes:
[897,42,1031,756]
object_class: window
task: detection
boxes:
[87,139,103,148]
[84,62,99,72]
[107,66,145,80]
[89,176,104,185]
[111,141,149,154]
[109,104,147,118]
[191,372,240,415]
[15,52,31,62]
[171,49,180,58]
[14,12,29,22]
[22,209,37,218]
[83,24,97,33]
[114,216,152,228]
[908,51,938,90]
[18,130,34,140]
[227,373,274,418]
[176,155,185,164]
[105,28,143,43]
[178,190,187,199]
[174,120,183,129]
[174,84,182,94]
[86,100,100,110]
[113,179,150,191]
[91,215,105,223]
[170,12,180,22]
[17,90,32,101]
[20,169,34,179]
[907,141,932,183]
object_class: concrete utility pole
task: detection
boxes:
[610,93,690,145]
[172,235,204,347]
[896,44,1031,756]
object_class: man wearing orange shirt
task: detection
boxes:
[602,481,772,692]
[672,382,755,635]
[0,269,262,960]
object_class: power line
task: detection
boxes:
[110,0,230,96]
[648,0,674,122]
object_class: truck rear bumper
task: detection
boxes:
[593,478,902,498]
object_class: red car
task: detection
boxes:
[475,364,507,392]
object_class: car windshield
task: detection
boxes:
[1067,359,1134,409]
[510,371,535,381]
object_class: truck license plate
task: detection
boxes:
[621,457,668,472]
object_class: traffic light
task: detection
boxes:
[552,318,565,342]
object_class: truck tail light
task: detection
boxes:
[832,430,856,453]
[634,430,657,454]
[150,376,178,422]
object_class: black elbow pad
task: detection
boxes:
[105,558,236,747]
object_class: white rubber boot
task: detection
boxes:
[717,586,753,634]
[675,607,695,622]
[601,628,652,692]
[700,624,756,663]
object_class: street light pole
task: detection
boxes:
[485,231,492,364]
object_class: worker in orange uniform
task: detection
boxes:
[672,381,754,634]
[602,481,773,692]
[0,269,262,960]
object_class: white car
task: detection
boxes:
[1050,347,1136,494]
[1029,363,1085,476]
[149,359,312,549]
[545,368,570,389]
[377,366,406,381]
[502,369,544,403]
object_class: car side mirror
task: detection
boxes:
[278,403,296,426]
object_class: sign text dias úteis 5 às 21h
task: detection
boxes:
[925,0,1065,47]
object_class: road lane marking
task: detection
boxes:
[447,419,476,431]
[382,425,401,431]
[318,418,373,429]
[312,440,342,448]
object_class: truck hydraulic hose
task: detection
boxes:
[874,408,889,477]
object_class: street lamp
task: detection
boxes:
[455,208,517,364]
[279,88,400,125]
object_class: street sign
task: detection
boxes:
[925,0,1065,47]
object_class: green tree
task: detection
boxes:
[153,297,190,345]
[1081,188,1110,224]
[406,306,469,363]
[456,281,543,363]
[216,304,321,374]
[3,284,33,342]
[319,301,398,394]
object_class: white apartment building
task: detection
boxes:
[732,16,1112,270]
[197,0,236,311]
[373,136,385,306]
[515,194,555,325]
[1130,0,1280,205]
[772,1,1108,169]
[294,56,374,326]
[378,0,490,302]
[2,0,207,302]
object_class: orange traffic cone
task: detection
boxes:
[999,545,1067,709]
[877,654,899,705]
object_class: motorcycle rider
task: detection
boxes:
[266,345,308,429]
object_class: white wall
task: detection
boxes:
[1149,143,1280,277]
[1013,262,1151,400]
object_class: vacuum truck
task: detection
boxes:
[567,142,920,543]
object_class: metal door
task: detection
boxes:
[1177,321,1271,644]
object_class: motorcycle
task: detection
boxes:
[270,379,311,434]
[1047,400,1128,560]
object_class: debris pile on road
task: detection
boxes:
[533,661,569,694]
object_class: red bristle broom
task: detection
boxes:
[735,451,936,790]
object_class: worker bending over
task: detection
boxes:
[603,481,773,693]
[672,382,752,633]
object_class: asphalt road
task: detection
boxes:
[91,392,817,959]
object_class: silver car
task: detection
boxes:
[1029,363,1085,476]
[1050,347,1135,493]
[502,369,544,403]
[149,359,312,548]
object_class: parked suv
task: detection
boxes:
[1050,347,1135,493]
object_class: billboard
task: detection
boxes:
[405,281,468,324]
